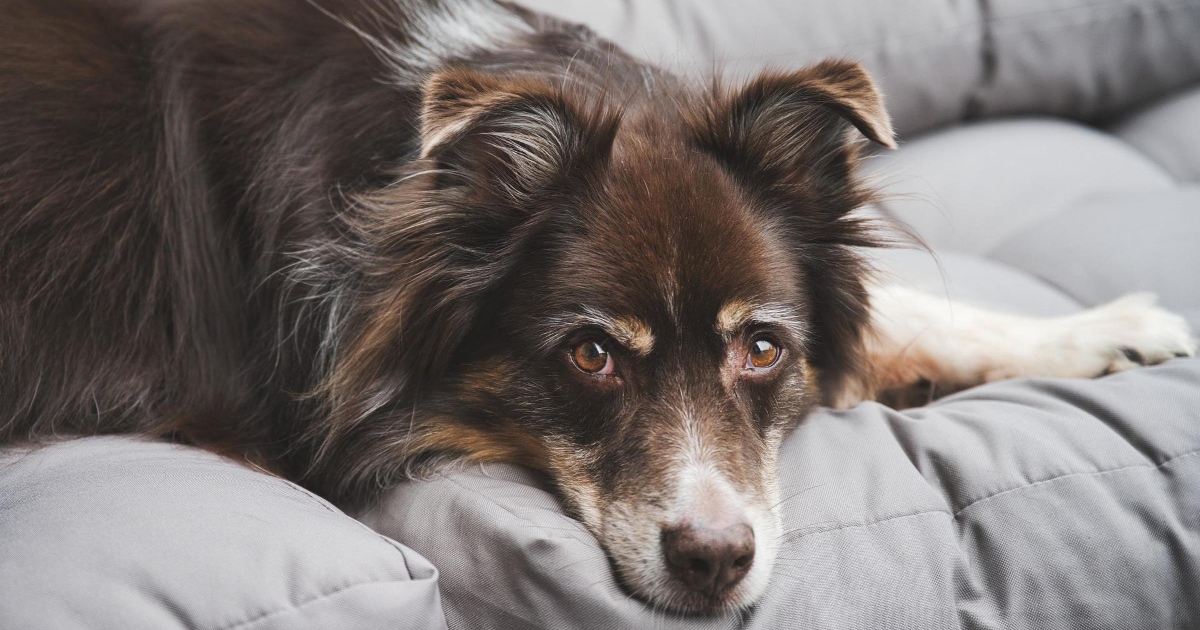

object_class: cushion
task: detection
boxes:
[0,437,446,630]
[516,0,984,136]
[864,247,1083,317]
[1114,85,1200,183]
[514,0,1200,135]
[863,118,1176,255]
[990,188,1200,329]
[974,0,1200,123]
[363,360,1200,629]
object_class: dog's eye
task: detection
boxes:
[745,338,781,370]
[572,340,614,375]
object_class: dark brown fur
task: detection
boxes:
[0,0,894,611]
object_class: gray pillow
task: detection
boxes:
[0,437,446,630]
[515,0,1200,135]
[863,118,1175,255]
[363,360,1200,629]
[990,189,1200,329]
[1114,86,1200,184]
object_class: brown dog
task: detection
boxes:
[1,0,1193,613]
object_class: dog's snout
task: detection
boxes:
[661,522,755,595]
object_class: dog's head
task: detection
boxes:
[310,59,893,613]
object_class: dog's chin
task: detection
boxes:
[597,503,781,615]
[634,560,775,615]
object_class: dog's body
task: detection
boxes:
[1,0,1193,612]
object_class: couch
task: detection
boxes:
[3,0,1200,628]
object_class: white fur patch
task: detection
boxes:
[842,286,1198,408]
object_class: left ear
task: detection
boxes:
[688,58,894,202]
[687,59,896,401]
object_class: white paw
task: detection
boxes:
[1072,293,1196,376]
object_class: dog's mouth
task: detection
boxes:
[566,456,782,614]
[593,498,781,614]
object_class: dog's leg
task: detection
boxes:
[833,286,1197,408]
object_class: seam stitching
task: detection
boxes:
[954,447,1200,517]
[215,578,430,630]
[782,510,954,546]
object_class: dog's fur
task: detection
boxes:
[1,0,1194,613]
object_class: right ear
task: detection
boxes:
[420,68,620,201]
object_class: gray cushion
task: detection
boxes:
[1114,86,1200,183]
[864,118,1176,255]
[990,189,1200,329]
[363,360,1200,629]
[0,437,446,630]
[973,0,1200,123]
[864,247,1083,317]
[514,0,1200,136]
[518,0,985,136]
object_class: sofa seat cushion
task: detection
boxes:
[865,118,1177,255]
[0,437,446,630]
[863,113,1199,325]
[990,189,1200,329]
[864,247,1083,317]
[1114,85,1200,183]
[363,360,1200,629]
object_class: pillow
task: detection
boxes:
[363,360,1200,629]
[0,437,446,630]
[514,0,1200,135]
[974,0,1200,124]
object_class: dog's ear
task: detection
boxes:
[689,59,894,202]
[419,67,619,201]
[689,59,895,401]
[305,70,618,503]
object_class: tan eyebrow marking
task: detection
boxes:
[546,307,655,356]
[598,312,655,356]
[716,300,808,341]
[717,299,755,338]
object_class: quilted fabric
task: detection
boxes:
[363,360,1200,629]
[0,438,447,630]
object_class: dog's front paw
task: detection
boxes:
[1077,293,1196,375]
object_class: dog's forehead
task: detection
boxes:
[550,140,803,336]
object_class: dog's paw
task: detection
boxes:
[1075,293,1196,375]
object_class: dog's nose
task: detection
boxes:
[661,522,755,595]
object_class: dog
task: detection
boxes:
[1,0,1194,614]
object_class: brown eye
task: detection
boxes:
[572,340,614,375]
[746,338,781,370]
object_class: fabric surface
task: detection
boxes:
[863,247,1083,318]
[863,118,1177,255]
[0,438,447,630]
[1114,86,1200,183]
[364,360,1200,630]
[973,0,1200,123]
[989,189,1200,329]
[515,0,1200,136]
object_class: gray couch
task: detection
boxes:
[3,1,1200,628]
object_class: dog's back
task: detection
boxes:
[0,0,490,448]
[0,0,223,442]
[0,0,640,460]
